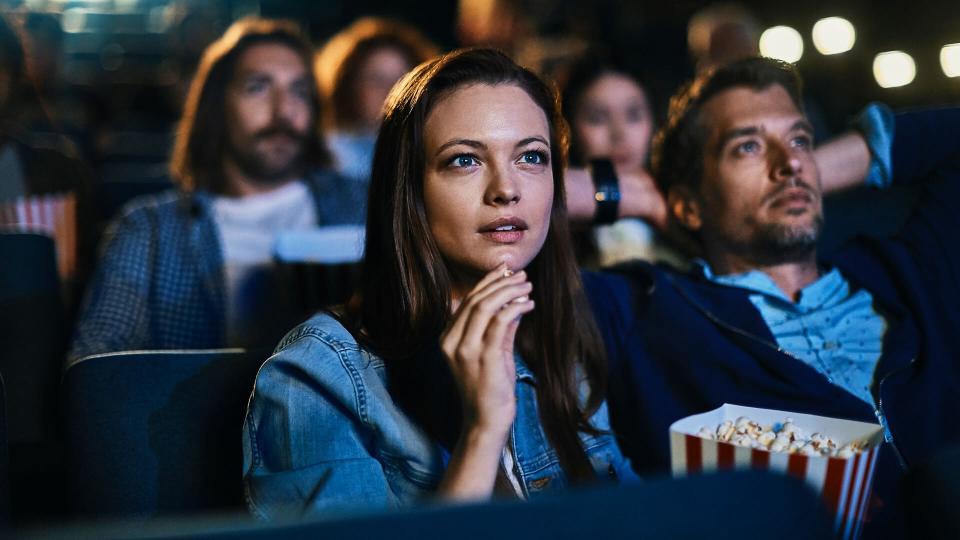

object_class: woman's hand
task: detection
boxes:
[442,264,533,440]
[436,264,534,501]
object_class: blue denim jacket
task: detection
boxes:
[242,312,638,519]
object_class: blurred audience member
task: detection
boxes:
[456,0,586,75]
[18,11,94,156]
[315,17,437,183]
[686,3,759,73]
[560,51,677,268]
[70,18,362,362]
[0,14,95,305]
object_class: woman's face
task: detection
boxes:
[355,46,413,131]
[573,72,653,173]
[423,83,554,285]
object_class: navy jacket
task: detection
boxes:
[585,108,960,526]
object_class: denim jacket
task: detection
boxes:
[242,312,638,520]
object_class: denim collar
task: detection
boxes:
[514,354,536,383]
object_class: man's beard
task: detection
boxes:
[748,176,824,263]
[226,122,308,187]
[749,214,823,264]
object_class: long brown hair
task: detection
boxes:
[315,17,438,132]
[344,48,607,483]
[170,17,330,193]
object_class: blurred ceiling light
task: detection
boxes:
[812,17,856,55]
[61,8,88,34]
[940,44,960,77]
[873,51,916,88]
[147,5,175,33]
[759,25,804,63]
[114,0,140,13]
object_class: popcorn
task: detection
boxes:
[673,405,885,540]
[695,415,866,458]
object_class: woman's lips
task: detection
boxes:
[479,217,529,244]
[481,229,525,243]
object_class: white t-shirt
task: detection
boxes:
[211,180,317,348]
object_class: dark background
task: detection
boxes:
[3,0,958,187]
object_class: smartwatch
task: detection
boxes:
[590,158,620,225]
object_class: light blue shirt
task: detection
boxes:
[699,264,887,406]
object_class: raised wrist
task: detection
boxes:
[589,158,620,224]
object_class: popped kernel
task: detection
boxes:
[694,416,866,458]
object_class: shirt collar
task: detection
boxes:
[695,259,847,311]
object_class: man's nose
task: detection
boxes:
[769,140,803,181]
[272,89,301,123]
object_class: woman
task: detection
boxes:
[242,48,636,519]
[560,52,678,268]
[315,17,438,184]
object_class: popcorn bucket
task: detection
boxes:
[669,404,884,540]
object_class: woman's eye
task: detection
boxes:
[583,109,607,125]
[244,80,267,94]
[450,154,478,168]
[625,107,645,123]
[520,150,548,165]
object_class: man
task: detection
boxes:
[70,18,366,362]
[587,57,960,533]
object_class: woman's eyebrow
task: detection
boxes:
[516,136,549,148]
[435,138,485,156]
[434,135,549,156]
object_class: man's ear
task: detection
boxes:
[667,186,703,232]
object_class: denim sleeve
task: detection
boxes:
[68,204,154,363]
[242,329,398,520]
[852,102,895,189]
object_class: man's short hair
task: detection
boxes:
[651,57,803,196]
[170,17,330,193]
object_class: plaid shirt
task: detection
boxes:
[69,169,366,364]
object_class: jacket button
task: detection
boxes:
[529,477,551,490]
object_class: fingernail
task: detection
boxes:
[511,295,529,303]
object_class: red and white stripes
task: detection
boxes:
[0,192,77,280]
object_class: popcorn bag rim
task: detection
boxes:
[669,403,885,456]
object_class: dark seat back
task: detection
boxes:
[0,233,64,444]
[0,373,9,525]
[63,348,268,519]
[30,471,833,539]
[0,233,67,522]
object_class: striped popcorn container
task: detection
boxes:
[670,404,884,540]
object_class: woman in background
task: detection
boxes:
[243,48,636,519]
[315,17,438,184]
[560,51,679,268]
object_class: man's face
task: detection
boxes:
[224,42,312,187]
[677,84,822,264]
